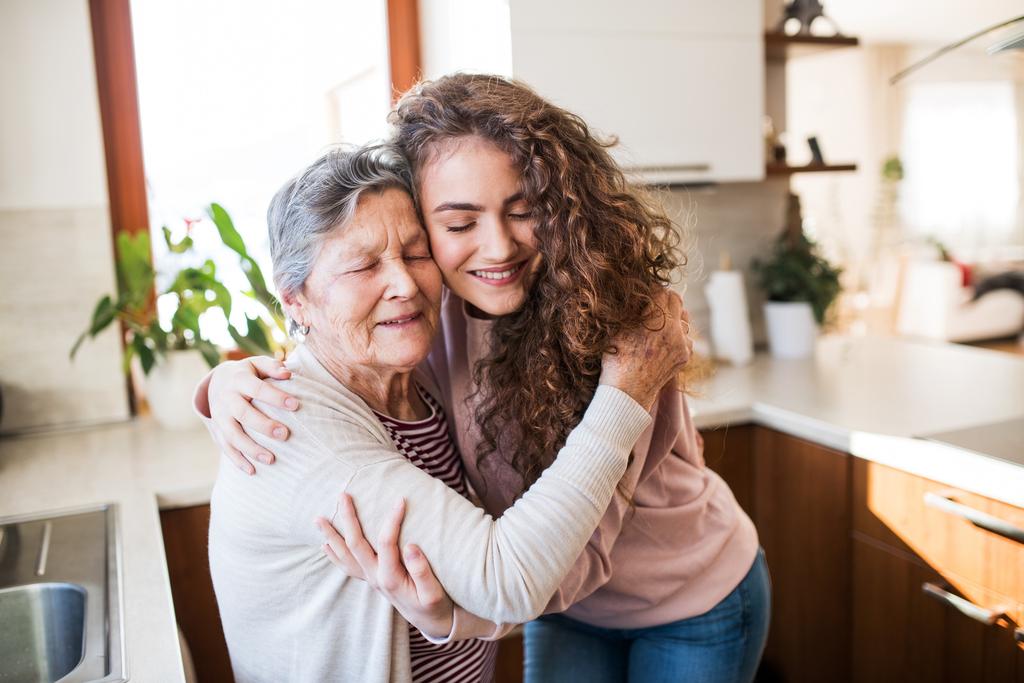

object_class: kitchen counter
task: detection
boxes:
[0,418,220,682]
[1,334,1022,681]
[690,334,1024,508]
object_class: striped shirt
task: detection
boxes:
[374,385,499,683]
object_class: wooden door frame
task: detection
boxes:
[386,0,422,101]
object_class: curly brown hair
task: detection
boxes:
[391,73,687,492]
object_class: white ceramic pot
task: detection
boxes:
[763,301,818,359]
[146,349,211,430]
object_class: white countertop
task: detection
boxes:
[0,418,220,682]
[1,334,1021,681]
[690,335,1024,508]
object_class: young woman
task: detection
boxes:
[197,74,770,683]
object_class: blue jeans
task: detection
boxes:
[523,548,771,683]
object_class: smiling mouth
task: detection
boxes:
[468,261,527,285]
[377,312,423,327]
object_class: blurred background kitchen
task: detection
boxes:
[1,1,1022,682]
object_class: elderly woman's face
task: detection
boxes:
[294,188,442,372]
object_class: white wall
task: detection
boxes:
[0,0,129,433]
[0,0,108,209]
[419,0,512,79]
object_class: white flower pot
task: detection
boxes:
[146,350,210,430]
[764,301,818,359]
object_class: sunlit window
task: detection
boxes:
[131,0,391,346]
[899,81,1020,249]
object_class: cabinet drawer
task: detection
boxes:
[853,458,1024,622]
[853,538,1024,683]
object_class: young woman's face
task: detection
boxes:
[418,136,542,317]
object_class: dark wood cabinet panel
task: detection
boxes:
[160,504,234,683]
[703,424,755,516]
[752,427,852,683]
[853,537,1024,683]
[705,425,853,683]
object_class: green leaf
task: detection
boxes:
[89,295,117,335]
[115,231,155,310]
[147,321,169,352]
[209,280,232,318]
[172,305,201,335]
[162,225,194,254]
[69,331,89,360]
[132,334,156,374]
[208,203,247,257]
[207,203,279,318]
[70,295,118,359]
[228,316,273,356]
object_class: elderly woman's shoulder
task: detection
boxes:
[250,348,387,438]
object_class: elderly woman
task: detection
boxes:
[208,145,689,682]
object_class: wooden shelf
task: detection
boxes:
[765,33,859,61]
[766,162,857,176]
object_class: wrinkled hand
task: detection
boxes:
[599,290,693,410]
[207,356,298,475]
[316,494,454,640]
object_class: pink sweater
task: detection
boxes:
[428,290,759,629]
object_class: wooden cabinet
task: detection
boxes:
[752,428,852,682]
[705,425,1024,683]
[702,424,755,516]
[852,458,1024,682]
[161,504,234,683]
[704,425,852,682]
[852,537,1023,683]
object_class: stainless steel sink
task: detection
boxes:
[0,506,125,682]
[0,583,86,680]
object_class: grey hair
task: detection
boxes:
[267,144,415,332]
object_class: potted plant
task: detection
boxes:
[752,193,842,359]
[71,204,285,428]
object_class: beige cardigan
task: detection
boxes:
[207,343,651,682]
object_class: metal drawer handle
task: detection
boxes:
[923,491,1024,544]
[922,583,1006,625]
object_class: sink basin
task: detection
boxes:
[0,506,124,682]
[0,583,86,682]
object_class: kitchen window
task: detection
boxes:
[899,80,1022,249]
[131,0,393,347]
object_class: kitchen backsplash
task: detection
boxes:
[662,178,791,345]
[0,207,130,434]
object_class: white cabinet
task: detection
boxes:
[508,1,765,184]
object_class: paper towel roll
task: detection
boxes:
[705,270,754,366]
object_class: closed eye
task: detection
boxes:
[348,261,378,274]
[446,222,475,233]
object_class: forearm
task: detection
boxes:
[338,385,652,624]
